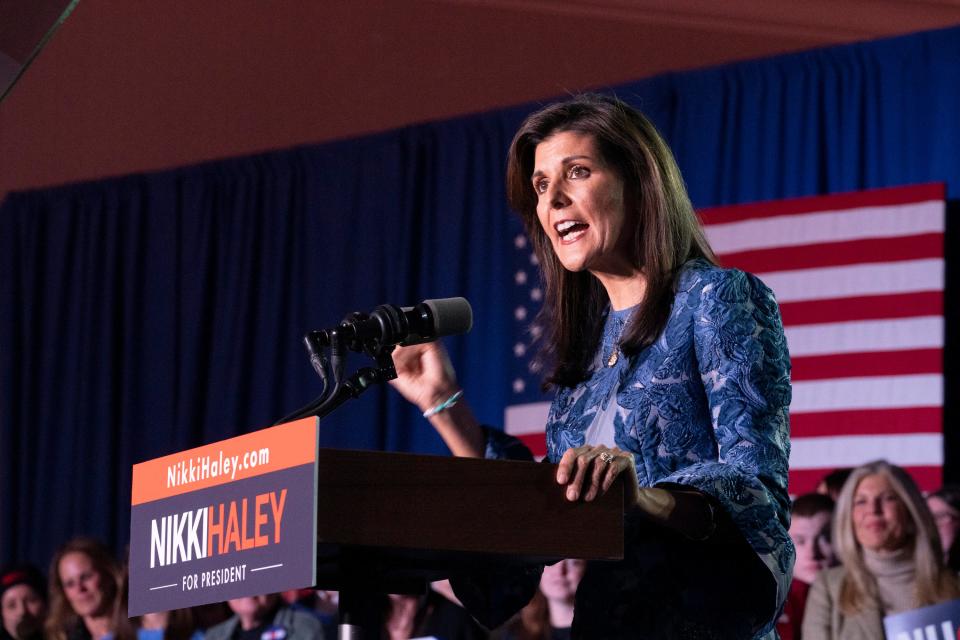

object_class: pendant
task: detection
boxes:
[607,349,619,367]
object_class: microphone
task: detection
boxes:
[309,297,473,353]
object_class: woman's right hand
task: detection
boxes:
[389,342,484,458]
[389,342,460,414]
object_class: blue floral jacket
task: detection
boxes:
[480,260,794,638]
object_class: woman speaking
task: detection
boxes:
[390,94,793,639]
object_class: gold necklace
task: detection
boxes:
[606,309,631,366]
[606,342,620,367]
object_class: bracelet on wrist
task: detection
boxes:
[423,390,464,418]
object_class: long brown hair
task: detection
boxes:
[46,538,124,640]
[833,461,960,615]
[506,94,715,387]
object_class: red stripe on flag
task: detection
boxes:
[698,183,945,225]
[778,291,943,326]
[790,465,941,495]
[518,433,547,458]
[790,407,942,438]
[715,233,943,275]
[791,349,942,381]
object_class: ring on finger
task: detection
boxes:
[599,451,615,464]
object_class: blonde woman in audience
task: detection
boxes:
[46,538,128,640]
[802,460,960,639]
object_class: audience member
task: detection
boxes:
[203,595,322,640]
[926,485,960,568]
[288,586,483,639]
[816,469,853,502]
[802,461,960,639]
[0,564,47,640]
[382,588,487,640]
[309,592,337,640]
[777,493,836,640]
[47,538,127,640]
[538,559,584,639]
[491,559,585,640]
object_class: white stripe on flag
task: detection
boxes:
[784,316,944,357]
[790,433,943,469]
[505,402,551,435]
[791,374,942,413]
[755,259,943,303]
[508,374,940,434]
[704,200,944,254]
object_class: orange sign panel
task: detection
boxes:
[132,417,318,505]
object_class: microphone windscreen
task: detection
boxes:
[423,297,473,337]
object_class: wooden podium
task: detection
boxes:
[129,426,623,636]
[310,449,625,637]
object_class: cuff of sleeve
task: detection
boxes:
[481,425,534,461]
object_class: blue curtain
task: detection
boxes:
[3,25,960,567]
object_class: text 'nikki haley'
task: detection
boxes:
[149,489,287,568]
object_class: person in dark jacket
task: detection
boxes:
[1,564,47,640]
[203,595,322,640]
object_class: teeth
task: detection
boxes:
[555,220,580,234]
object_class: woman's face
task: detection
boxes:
[852,474,912,553]
[533,131,631,277]
[926,495,960,554]
[788,512,834,584]
[58,552,108,619]
[540,558,585,602]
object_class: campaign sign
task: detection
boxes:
[128,418,318,615]
[884,598,960,640]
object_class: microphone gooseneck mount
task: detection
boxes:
[274,298,472,425]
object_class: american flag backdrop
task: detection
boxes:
[505,183,946,495]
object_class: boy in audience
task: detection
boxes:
[777,493,836,640]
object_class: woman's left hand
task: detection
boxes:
[556,445,641,506]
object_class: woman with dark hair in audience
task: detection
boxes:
[47,538,129,640]
[802,460,960,639]
[390,94,793,638]
[926,484,960,570]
